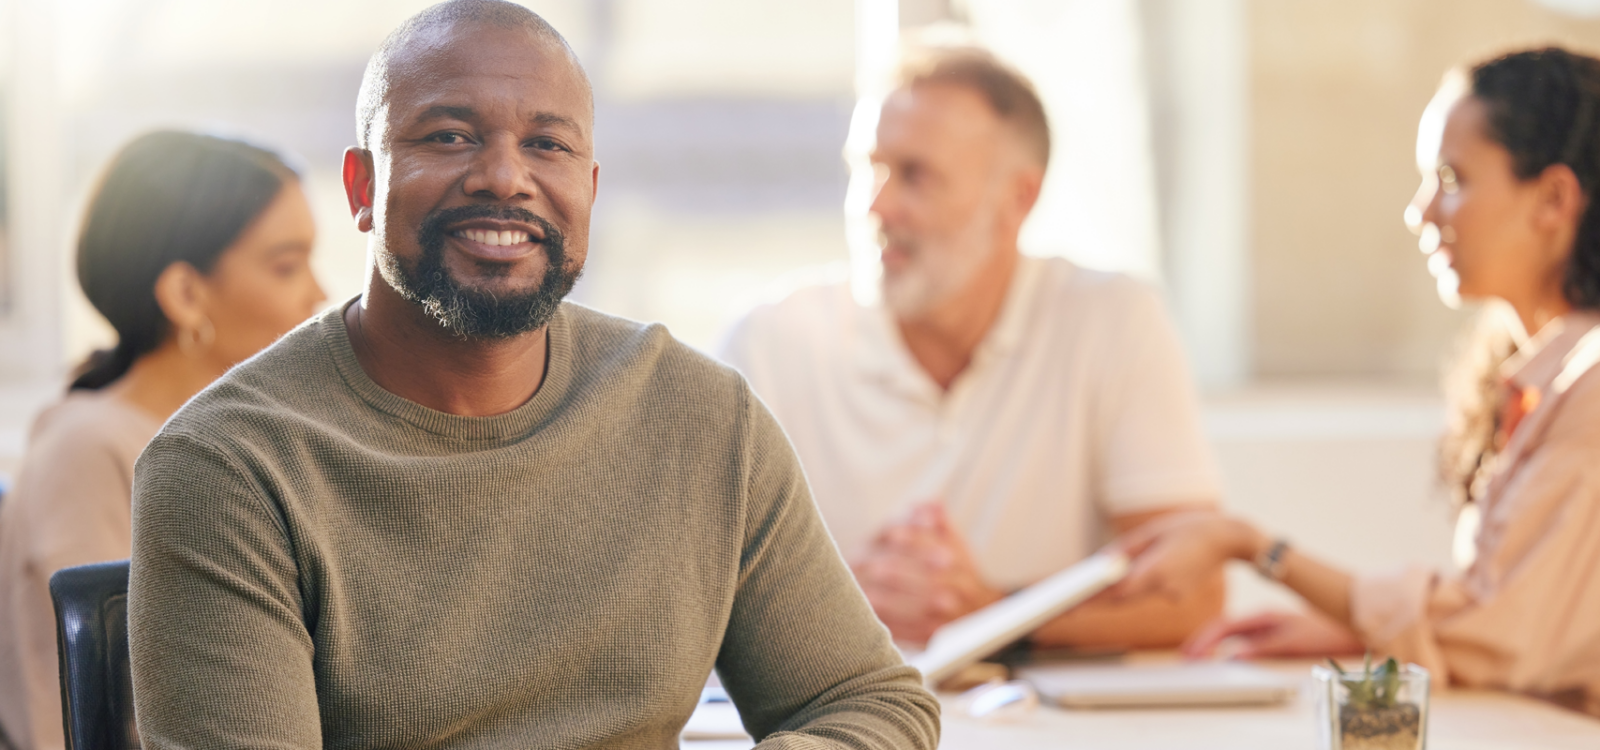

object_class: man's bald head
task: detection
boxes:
[355,0,592,150]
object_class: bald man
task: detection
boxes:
[125,3,938,748]
[720,44,1225,649]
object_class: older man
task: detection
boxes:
[719,44,1225,648]
[125,3,939,748]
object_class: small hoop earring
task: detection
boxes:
[177,316,216,356]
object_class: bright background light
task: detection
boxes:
[7,0,1600,615]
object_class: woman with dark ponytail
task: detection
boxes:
[0,131,325,750]
[1111,48,1600,715]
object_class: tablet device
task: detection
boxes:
[1018,661,1299,709]
[907,551,1129,686]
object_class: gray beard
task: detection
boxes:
[379,206,582,340]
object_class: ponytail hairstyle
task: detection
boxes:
[70,131,299,391]
[1440,47,1600,503]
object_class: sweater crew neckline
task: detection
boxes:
[317,297,575,441]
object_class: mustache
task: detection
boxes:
[417,204,565,255]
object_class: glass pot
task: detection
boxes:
[1312,662,1429,750]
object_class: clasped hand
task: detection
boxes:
[850,502,1002,646]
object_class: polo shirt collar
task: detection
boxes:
[975,253,1046,361]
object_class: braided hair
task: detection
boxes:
[1440,47,1600,504]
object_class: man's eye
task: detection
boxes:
[429,132,470,145]
[529,138,568,152]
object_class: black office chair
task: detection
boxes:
[49,560,139,750]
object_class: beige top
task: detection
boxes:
[0,389,161,750]
[1352,311,1600,714]
[718,256,1220,591]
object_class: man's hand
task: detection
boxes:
[1182,610,1366,660]
[850,502,1002,645]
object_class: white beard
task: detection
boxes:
[881,206,999,319]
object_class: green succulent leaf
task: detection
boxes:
[1335,652,1405,709]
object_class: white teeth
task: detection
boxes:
[453,229,530,246]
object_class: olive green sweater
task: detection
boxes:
[128,302,938,749]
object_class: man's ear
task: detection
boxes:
[1010,164,1045,223]
[343,147,377,233]
[591,160,600,203]
[152,261,209,335]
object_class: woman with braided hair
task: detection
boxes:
[1113,47,1600,714]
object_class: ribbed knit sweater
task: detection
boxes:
[127,301,939,749]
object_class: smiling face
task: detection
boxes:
[355,20,596,338]
[1407,89,1571,311]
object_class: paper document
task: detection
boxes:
[908,551,1129,686]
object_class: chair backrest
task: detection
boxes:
[48,560,139,750]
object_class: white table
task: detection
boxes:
[684,658,1600,749]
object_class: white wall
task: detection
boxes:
[1208,385,1458,615]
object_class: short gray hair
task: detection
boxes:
[894,43,1051,168]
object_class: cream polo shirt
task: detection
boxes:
[718,255,1221,590]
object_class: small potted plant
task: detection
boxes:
[1312,654,1429,750]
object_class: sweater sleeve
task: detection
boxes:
[716,386,940,750]
[128,433,322,749]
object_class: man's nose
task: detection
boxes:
[867,165,897,223]
[464,137,538,202]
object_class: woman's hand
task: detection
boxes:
[1108,510,1267,601]
[1181,610,1366,659]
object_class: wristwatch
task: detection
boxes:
[1254,538,1291,581]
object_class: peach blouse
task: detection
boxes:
[1352,311,1600,714]
[0,390,160,750]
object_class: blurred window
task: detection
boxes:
[0,1,9,317]
[34,0,854,357]
[963,0,1163,280]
